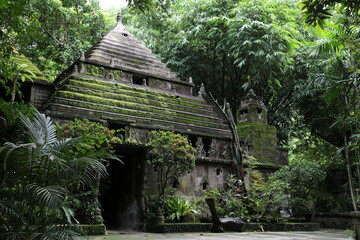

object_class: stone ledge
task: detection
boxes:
[78,224,106,235]
[146,222,320,233]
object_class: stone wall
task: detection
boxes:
[143,159,233,197]
[30,83,54,109]
[237,122,279,165]
[313,212,358,229]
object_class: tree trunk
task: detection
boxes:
[345,133,358,211]
[11,78,18,102]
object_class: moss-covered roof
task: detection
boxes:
[11,54,47,82]
[44,73,231,137]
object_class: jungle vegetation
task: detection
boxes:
[0,0,359,238]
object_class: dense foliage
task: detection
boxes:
[0,0,111,82]
[0,107,116,239]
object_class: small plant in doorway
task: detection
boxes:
[147,130,196,199]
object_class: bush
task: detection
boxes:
[148,130,196,198]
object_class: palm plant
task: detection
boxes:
[0,108,111,239]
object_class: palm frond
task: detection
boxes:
[0,199,27,226]
[18,108,57,148]
[24,184,67,209]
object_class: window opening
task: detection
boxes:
[203,137,211,154]
[172,179,180,188]
[188,135,197,148]
[132,75,147,85]
[215,167,222,176]
[240,109,248,115]
[201,180,209,190]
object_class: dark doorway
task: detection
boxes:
[99,147,146,230]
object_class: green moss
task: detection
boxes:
[237,122,276,140]
[112,70,122,80]
[63,85,197,113]
[54,96,224,129]
[58,89,219,124]
[71,76,204,105]
[86,64,104,77]
[67,78,217,115]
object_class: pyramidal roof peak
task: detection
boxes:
[82,12,182,83]
[113,12,128,35]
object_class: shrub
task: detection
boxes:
[148,130,196,198]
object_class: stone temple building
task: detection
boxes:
[20,14,287,230]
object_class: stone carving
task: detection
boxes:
[72,64,78,74]
[136,129,149,143]
[221,141,232,160]
[189,77,193,96]
[117,12,122,22]
[80,51,85,61]
[78,62,86,73]
[198,83,205,97]
[195,137,206,157]
[208,139,218,158]
[128,127,138,142]
[142,79,147,87]
[128,127,149,144]
[110,58,115,68]
[109,72,114,80]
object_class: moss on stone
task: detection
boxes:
[237,122,276,140]
[112,70,122,81]
[57,89,219,124]
[72,76,204,105]
[63,85,200,114]
[86,64,104,78]
[54,95,225,129]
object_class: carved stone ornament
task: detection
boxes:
[195,137,206,157]
[198,83,205,97]
[110,58,115,68]
[221,141,232,160]
[109,72,114,80]
[208,139,218,158]
[128,127,139,142]
[72,64,78,74]
[80,51,85,61]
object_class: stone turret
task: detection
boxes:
[236,89,288,174]
[237,89,268,124]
